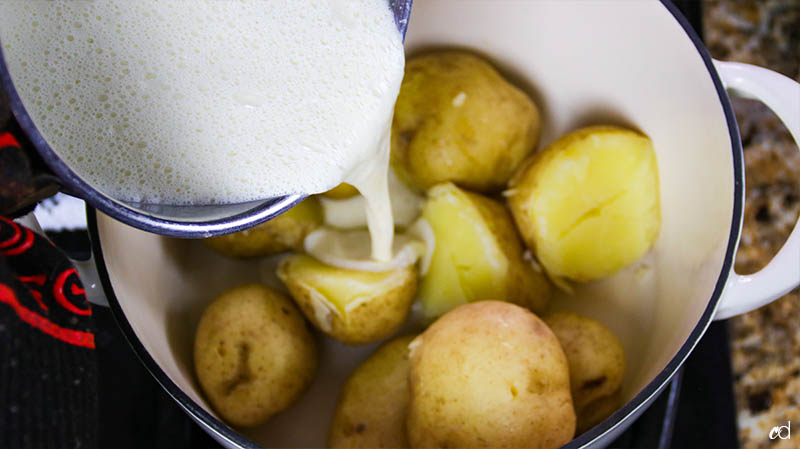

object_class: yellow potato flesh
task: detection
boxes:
[510,126,660,281]
[282,254,402,315]
[418,184,509,318]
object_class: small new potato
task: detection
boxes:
[278,254,417,345]
[408,301,575,449]
[543,312,626,429]
[418,182,550,319]
[324,183,360,200]
[329,335,416,449]
[576,392,623,435]
[204,197,322,258]
[194,284,317,428]
[508,126,660,282]
[392,51,541,192]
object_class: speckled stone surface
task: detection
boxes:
[704,1,800,448]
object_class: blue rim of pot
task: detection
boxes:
[86,0,744,447]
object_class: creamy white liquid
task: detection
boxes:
[320,169,423,230]
[0,0,404,260]
[341,124,395,261]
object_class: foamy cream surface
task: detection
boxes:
[0,0,405,205]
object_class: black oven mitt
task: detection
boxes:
[0,215,97,449]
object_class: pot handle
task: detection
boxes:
[15,212,108,307]
[713,60,800,320]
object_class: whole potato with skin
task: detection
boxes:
[543,312,626,428]
[392,51,541,193]
[323,182,360,200]
[576,392,623,435]
[278,253,417,345]
[407,301,575,449]
[507,126,660,282]
[329,335,416,449]
[194,284,317,428]
[203,197,322,258]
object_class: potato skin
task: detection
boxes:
[543,312,625,430]
[576,392,622,435]
[323,183,360,200]
[507,126,660,282]
[278,254,417,345]
[193,284,317,428]
[392,51,540,193]
[329,335,416,449]
[204,197,322,258]
[408,301,575,449]
[465,186,551,313]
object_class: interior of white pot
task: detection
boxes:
[96,0,736,447]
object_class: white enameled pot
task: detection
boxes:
[80,1,800,448]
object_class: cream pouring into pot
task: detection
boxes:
[0,0,412,239]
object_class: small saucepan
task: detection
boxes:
[0,1,412,238]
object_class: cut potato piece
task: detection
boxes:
[278,254,417,345]
[329,335,415,449]
[418,182,550,319]
[508,125,660,282]
[203,197,322,258]
[392,51,541,193]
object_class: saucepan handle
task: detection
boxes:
[1,104,103,303]
[713,60,800,320]
[15,212,108,307]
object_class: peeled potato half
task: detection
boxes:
[418,182,550,319]
[278,253,417,345]
[508,126,660,282]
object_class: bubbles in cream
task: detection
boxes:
[0,0,405,207]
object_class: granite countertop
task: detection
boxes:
[704,1,800,448]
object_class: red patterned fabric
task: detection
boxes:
[0,216,94,348]
[0,216,97,448]
[1,76,96,448]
